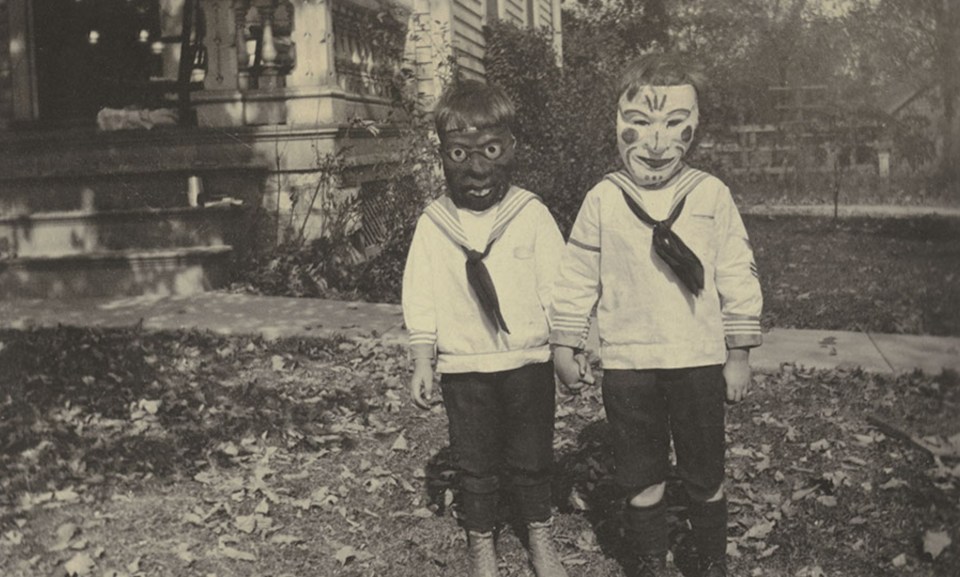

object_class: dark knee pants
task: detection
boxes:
[440,361,555,531]
[602,365,725,503]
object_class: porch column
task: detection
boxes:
[281,0,338,125]
[286,0,337,89]
[200,0,240,91]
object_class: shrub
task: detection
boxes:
[484,19,622,235]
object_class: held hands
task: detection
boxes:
[409,358,438,410]
[554,346,596,394]
[723,348,752,404]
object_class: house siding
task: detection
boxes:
[452,0,486,78]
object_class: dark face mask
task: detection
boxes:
[439,126,516,211]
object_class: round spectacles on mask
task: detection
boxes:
[444,142,508,163]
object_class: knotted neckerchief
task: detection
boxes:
[423,187,540,334]
[606,168,708,296]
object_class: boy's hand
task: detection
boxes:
[723,348,751,403]
[554,346,596,394]
[409,358,437,410]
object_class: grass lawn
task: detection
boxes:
[2,328,958,577]
[746,214,960,336]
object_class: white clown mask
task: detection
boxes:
[617,84,699,186]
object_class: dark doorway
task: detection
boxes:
[33,0,163,126]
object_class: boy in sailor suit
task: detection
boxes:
[402,80,568,577]
[550,54,763,577]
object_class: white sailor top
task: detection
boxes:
[550,167,763,370]
[402,186,565,374]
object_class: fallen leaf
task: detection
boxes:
[270,534,305,546]
[3,530,23,545]
[235,514,257,534]
[879,478,908,490]
[138,399,161,415]
[923,530,951,560]
[816,495,838,507]
[254,499,270,515]
[172,542,196,565]
[743,521,775,540]
[809,439,830,452]
[334,545,373,566]
[411,507,434,519]
[193,471,218,485]
[184,506,208,521]
[391,432,409,452]
[49,522,80,551]
[796,566,826,577]
[569,488,590,511]
[63,552,95,576]
[791,485,819,501]
[575,529,600,552]
[55,489,81,503]
[220,545,257,562]
[892,553,907,567]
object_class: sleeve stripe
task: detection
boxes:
[408,331,437,345]
[552,313,587,323]
[568,237,601,253]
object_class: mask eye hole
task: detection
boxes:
[482,143,503,160]
[447,147,468,163]
[667,119,683,128]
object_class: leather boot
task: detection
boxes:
[466,530,500,577]
[526,519,569,577]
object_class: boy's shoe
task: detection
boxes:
[633,553,669,577]
[466,530,501,577]
[526,519,569,577]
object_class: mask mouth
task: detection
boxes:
[639,156,676,170]
[465,187,492,198]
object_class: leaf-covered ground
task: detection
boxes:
[746,215,960,336]
[1,327,959,577]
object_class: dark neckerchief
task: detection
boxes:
[606,168,707,296]
[423,187,541,334]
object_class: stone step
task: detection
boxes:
[0,246,233,299]
[0,205,242,258]
[0,170,260,215]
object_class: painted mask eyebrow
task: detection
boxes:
[619,108,652,123]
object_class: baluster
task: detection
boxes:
[261,17,277,67]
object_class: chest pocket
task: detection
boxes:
[678,211,718,265]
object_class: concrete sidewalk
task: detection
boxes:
[742,204,960,219]
[1,293,958,376]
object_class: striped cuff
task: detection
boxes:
[408,330,437,360]
[550,328,588,350]
[723,315,762,348]
[550,312,590,347]
[408,329,437,347]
